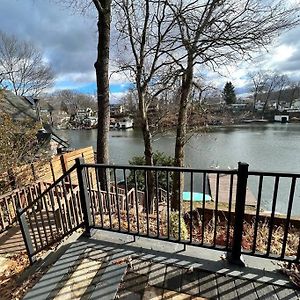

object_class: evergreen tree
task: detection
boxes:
[223,82,237,105]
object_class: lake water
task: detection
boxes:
[57,123,300,214]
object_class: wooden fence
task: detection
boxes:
[0,147,95,232]
[0,146,95,192]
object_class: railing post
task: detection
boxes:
[228,162,249,267]
[76,157,92,237]
[17,208,36,265]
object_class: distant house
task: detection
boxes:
[292,99,300,109]
[0,89,68,154]
[230,103,247,111]
[110,104,125,116]
[0,89,38,121]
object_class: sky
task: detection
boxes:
[1,0,300,101]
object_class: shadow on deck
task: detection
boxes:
[23,229,299,300]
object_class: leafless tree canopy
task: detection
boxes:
[0,31,54,96]
[165,0,299,71]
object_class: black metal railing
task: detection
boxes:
[17,157,300,265]
[17,165,84,264]
[0,182,44,232]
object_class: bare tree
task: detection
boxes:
[288,81,300,107]
[165,0,299,209]
[260,72,283,115]
[115,0,177,163]
[56,0,112,188]
[276,74,290,110]
[115,0,178,209]
[248,71,269,112]
[0,31,54,96]
[48,89,97,114]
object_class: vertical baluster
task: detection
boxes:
[123,169,130,232]
[134,170,140,235]
[156,171,159,238]
[31,203,44,249]
[201,172,207,245]
[252,175,263,254]
[190,172,194,243]
[42,193,54,241]
[5,198,12,225]
[28,185,44,248]
[95,167,104,228]
[17,208,36,264]
[296,231,300,262]
[86,168,95,226]
[50,160,56,182]
[143,170,149,235]
[104,168,112,229]
[213,173,220,247]
[178,171,182,242]
[67,173,79,227]
[226,174,234,249]
[281,177,296,259]
[167,171,170,240]
[48,189,61,235]
[59,183,72,231]
[55,184,67,235]
[10,194,17,221]
[266,176,279,256]
[113,168,121,231]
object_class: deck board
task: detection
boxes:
[254,282,279,300]
[181,269,200,296]
[208,174,257,207]
[148,263,167,288]
[198,270,218,299]
[90,253,127,300]
[234,278,258,300]
[23,237,300,300]
[216,275,239,300]
[272,284,299,300]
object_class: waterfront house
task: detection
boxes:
[0,89,68,153]
[110,103,125,116]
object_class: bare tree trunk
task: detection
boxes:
[94,1,111,189]
[172,59,193,210]
[138,89,154,211]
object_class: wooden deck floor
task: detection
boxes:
[23,231,299,300]
[208,174,257,207]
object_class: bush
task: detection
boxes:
[128,151,174,190]
[170,211,188,240]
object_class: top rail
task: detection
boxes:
[84,163,300,177]
[84,163,238,174]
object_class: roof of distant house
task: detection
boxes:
[0,89,37,121]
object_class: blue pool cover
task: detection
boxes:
[182,191,212,202]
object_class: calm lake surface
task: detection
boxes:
[57,123,300,214]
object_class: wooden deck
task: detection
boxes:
[23,231,299,300]
[208,174,257,207]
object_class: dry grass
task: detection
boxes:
[95,210,300,258]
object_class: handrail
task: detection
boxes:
[0,181,42,201]
[249,171,300,177]
[19,164,78,214]
[84,162,300,177]
[84,163,239,174]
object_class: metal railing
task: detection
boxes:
[0,182,48,232]
[17,165,84,264]
[17,158,300,265]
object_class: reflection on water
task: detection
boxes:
[57,123,300,214]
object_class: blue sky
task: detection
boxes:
[1,0,300,100]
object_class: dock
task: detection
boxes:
[208,174,257,207]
